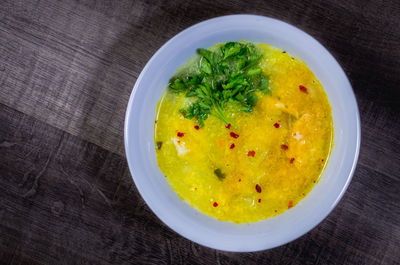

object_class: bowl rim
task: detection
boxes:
[124,14,361,252]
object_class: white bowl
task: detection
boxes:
[124,15,360,252]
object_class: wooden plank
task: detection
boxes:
[1,0,398,156]
[0,104,399,264]
[0,0,160,155]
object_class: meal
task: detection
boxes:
[154,41,333,223]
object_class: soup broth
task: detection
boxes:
[154,42,333,223]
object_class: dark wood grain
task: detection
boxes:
[0,0,399,264]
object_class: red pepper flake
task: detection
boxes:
[247,150,255,157]
[281,144,288,150]
[230,143,235,149]
[238,178,241,182]
[177,140,181,144]
[290,158,295,164]
[225,123,231,129]
[299,85,308,94]
[321,159,324,162]
[258,198,262,203]
[230,132,239,138]
[213,202,218,207]
[194,125,200,130]
[255,184,262,193]
[273,123,280,128]
[177,132,184,137]
[288,200,294,209]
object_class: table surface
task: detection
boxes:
[0,0,399,264]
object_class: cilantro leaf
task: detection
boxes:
[169,41,270,127]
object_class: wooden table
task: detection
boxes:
[1,0,399,264]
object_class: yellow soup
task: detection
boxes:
[154,43,333,223]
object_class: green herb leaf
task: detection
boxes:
[247,68,261,76]
[214,168,226,181]
[169,78,187,92]
[170,41,270,126]
[201,59,212,75]
[156,141,163,150]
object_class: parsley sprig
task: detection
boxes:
[169,41,269,127]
